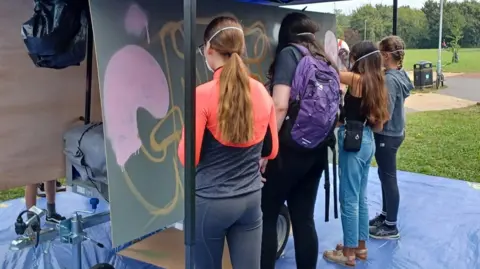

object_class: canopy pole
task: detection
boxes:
[392,0,398,35]
[84,7,93,125]
[183,0,196,268]
[437,0,444,76]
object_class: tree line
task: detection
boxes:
[336,0,480,49]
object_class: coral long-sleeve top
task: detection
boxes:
[178,68,278,198]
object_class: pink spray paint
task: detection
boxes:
[103,45,170,168]
[125,3,150,43]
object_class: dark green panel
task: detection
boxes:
[90,0,335,247]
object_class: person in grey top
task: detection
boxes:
[177,16,278,269]
[369,35,414,239]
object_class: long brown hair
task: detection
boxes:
[204,16,253,144]
[350,41,389,125]
[379,35,406,69]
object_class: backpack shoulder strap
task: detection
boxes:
[289,43,309,58]
[266,45,304,95]
[290,43,333,68]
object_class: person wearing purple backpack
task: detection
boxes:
[323,41,390,267]
[260,12,341,269]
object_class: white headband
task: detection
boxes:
[207,26,244,44]
[297,32,315,37]
[355,50,380,62]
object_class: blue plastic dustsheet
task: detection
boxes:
[0,193,161,269]
[1,167,479,268]
[276,167,480,269]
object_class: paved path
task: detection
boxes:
[404,74,480,112]
[438,76,480,102]
[328,75,480,163]
[405,92,477,112]
[405,107,418,113]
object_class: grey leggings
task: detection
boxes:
[374,133,404,224]
[195,190,262,269]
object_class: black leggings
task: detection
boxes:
[374,133,404,224]
[260,146,327,269]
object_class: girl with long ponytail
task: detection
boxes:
[177,16,279,269]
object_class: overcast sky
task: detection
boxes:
[282,0,465,14]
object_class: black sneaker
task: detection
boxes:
[56,181,67,192]
[369,223,400,240]
[369,214,385,228]
[46,213,66,224]
[37,183,46,198]
[37,181,66,198]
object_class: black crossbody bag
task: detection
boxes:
[343,118,367,152]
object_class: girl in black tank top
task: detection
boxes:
[339,88,368,125]
[323,41,390,267]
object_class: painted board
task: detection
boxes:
[0,0,102,191]
[119,227,232,269]
[89,0,335,247]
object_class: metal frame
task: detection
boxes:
[10,7,111,269]
[183,0,197,268]
[81,0,402,267]
[436,0,445,88]
[83,7,94,126]
[67,7,110,201]
[10,1,401,269]
[10,209,110,269]
[179,2,400,269]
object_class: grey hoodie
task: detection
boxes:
[377,69,414,137]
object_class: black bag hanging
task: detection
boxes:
[343,120,366,152]
[21,0,88,69]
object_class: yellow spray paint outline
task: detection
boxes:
[122,106,184,231]
[118,14,271,231]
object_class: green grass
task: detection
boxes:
[395,105,480,182]
[404,48,480,73]
[0,187,24,203]
[0,178,66,203]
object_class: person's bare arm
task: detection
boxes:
[272,84,291,132]
[339,72,361,93]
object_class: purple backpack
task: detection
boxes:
[279,44,340,151]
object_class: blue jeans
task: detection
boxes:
[337,125,375,247]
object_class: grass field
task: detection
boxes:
[403,48,480,73]
[395,105,480,182]
[0,187,23,202]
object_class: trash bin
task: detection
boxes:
[413,61,433,89]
